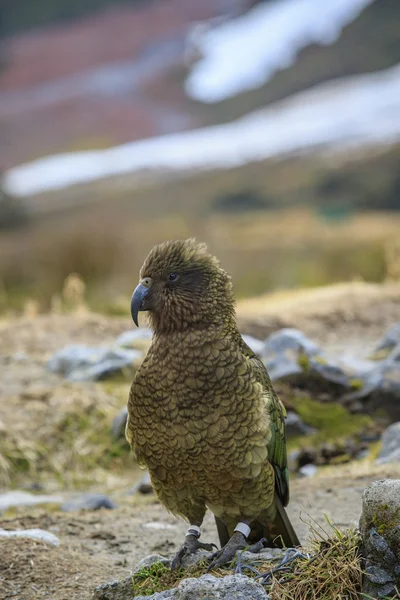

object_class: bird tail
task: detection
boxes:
[215,494,300,549]
[271,493,300,548]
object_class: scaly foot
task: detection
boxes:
[207,531,247,570]
[171,535,217,570]
[207,533,267,571]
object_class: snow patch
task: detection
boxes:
[185,0,375,102]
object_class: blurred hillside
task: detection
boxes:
[0,0,399,169]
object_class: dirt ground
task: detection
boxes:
[1,281,400,599]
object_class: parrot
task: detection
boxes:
[126,239,299,569]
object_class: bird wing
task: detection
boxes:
[240,338,290,506]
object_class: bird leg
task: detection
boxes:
[171,525,217,570]
[208,521,264,570]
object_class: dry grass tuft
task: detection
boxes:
[270,520,362,600]
[0,382,132,488]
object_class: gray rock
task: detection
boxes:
[388,343,400,362]
[0,491,62,511]
[377,422,400,464]
[93,552,275,599]
[360,479,400,598]
[261,328,350,393]
[285,411,316,437]
[0,527,60,546]
[240,547,285,565]
[111,406,128,440]
[92,555,170,600]
[181,549,214,568]
[61,494,117,512]
[128,471,154,495]
[298,464,318,478]
[93,575,140,600]
[133,554,170,573]
[136,574,269,600]
[262,328,321,357]
[374,322,400,355]
[48,345,141,382]
[342,360,400,421]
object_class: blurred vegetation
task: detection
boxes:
[0,146,400,314]
[212,189,274,213]
[0,380,132,488]
[0,193,28,231]
[1,0,147,36]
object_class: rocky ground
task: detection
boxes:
[1,281,400,599]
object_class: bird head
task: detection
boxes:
[131,239,235,334]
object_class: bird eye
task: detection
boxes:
[168,273,178,282]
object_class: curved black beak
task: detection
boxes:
[130,283,150,327]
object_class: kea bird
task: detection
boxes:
[126,239,299,569]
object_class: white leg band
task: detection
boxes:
[185,525,201,539]
[234,522,251,538]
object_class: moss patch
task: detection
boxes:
[132,559,212,597]
[297,352,311,372]
[371,504,400,536]
[288,395,373,451]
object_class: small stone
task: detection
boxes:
[377,422,400,464]
[298,464,317,478]
[133,554,170,573]
[48,345,141,382]
[240,547,285,564]
[342,361,400,422]
[374,322,400,354]
[296,447,317,468]
[136,471,153,494]
[0,491,62,511]
[0,527,60,546]
[136,574,269,600]
[61,494,117,512]
[285,411,316,437]
[93,575,141,600]
[127,471,154,495]
[262,328,321,356]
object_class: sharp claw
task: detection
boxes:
[171,546,187,571]
[210,543,219,551]
[247,538,267,553]
[171,536,217,570]
[207,532,249,571]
